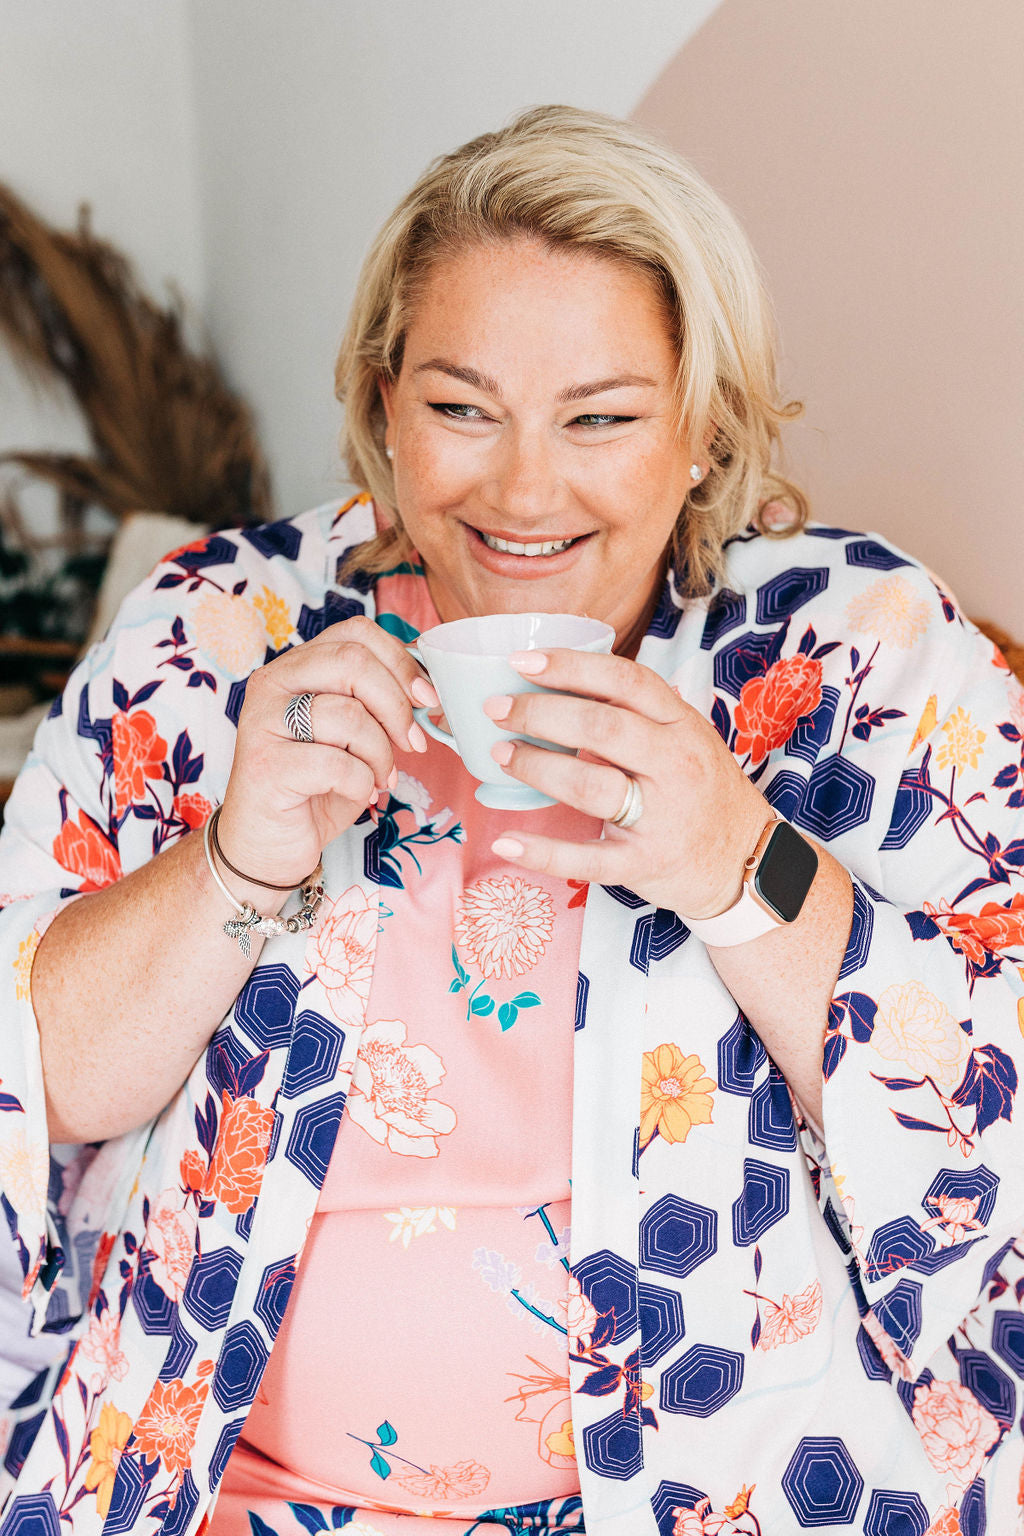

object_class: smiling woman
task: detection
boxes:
[1,105,1023,1536]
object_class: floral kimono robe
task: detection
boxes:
[1,495,1023,1536]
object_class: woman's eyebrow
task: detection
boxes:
[413,358,657,403]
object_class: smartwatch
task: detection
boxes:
[682,816,819,947]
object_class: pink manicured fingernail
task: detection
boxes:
[491,740,514,766]
[388,766,399,789]
[410,676,439,707]
[492,837,524,858]
[369,789,379,807]
[484,694,513,720]
[508,650,547,674]
[408,722,428,753]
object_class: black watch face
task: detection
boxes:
[753,822,819,923]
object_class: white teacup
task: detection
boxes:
[411,612,616,810]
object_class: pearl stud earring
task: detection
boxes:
[385,445,394,461]
[689,464,703,483]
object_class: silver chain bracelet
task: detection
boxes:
[203,812,325,958]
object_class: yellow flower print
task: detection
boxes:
[13,930,39,1002]
[911,695,938,752]
[252,584,293,649]
[84,1401,133,1517]
[845,575,931,649]
[934,706,986,772]
[544,1419,575,1461]
[639,1044,715,1149]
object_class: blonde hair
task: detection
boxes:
[335,104,807,597]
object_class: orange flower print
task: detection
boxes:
[757,1279,822,1350]
[639,1044,716,1150]
[52,810,121,891]
[346,1018,456,1157]
[394,1460,490,1500]
[733,652,823,767]
[79,1307,128,1383]
[144,1190,197,1302]
[179,1149,206,1194]
[455,876,554,980]
[506,1358,575,1469]
[925,1510,962,1536]
[926,894,1024,964]
[132,1371,212,1487]
[305,885,379,1028]
[87,1231,117,1308]
[83,1401,133,1517]
[173,792,213,831]
[911,1379,1000,1488]
[112,710,168,815]
[921,1193,985,1247]
[205,1092,275,1214]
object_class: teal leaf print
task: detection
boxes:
[376,1420,398,1446]
[498,1002,517,1031]
[451,945,470,988]
[470,994,495,1016]
[369,1449,392,1480]
[511,991,541,1008]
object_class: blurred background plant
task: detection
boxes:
[0,181,270,666]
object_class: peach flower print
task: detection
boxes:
[861,1308,915,1381]
[934,706,986,773]
[13,930,38,1003]
[144,1190,197,1302]
[757,1279,822,1351]
[83,1401,133,1517]
[192,588,266,675]
[560,1273,598,1352]
[0,1128,49,1218]
[251,584,293,649]
[870,981,970,1090]
[455,876,554,980]
[305,885,379,1028]
[921,1193,985,1248]
[733,652,823,767]
[506,1358,575,1469]
[640,1044,716,1150]
[132,1365,213,1495]
[845,574,931,649]
[912,1379,1000,1487]
[394,1460,490,1500]
[79,1308,128,1383]
[205,1093,275,1214]
[52,811,121,890]
[112,709,168,815]
[346,1017,456,1157]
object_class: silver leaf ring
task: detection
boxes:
[283,691,316,744]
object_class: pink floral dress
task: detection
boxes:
[209,573,597,1536]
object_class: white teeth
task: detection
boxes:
[480,532,576,556]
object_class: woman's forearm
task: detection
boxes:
[706,842,853,1133]
[32,831,284,1144]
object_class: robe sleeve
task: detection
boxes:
[817,593,1024,1375]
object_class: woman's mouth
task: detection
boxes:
[473,527,587,558]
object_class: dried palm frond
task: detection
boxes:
[0,183,270,526]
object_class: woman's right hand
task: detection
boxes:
[216,616,438,888]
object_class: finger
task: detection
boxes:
[308,614,438,703]
[301,694,397,791]
[248,642,428,754]
[272,741,379,808]
[508,647,681,723]
[492,738,635,822]
[486,692,653,776]
[489,829,633,884]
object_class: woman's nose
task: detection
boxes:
[483,427,568,524]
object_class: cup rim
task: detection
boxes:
[416,611,615,656]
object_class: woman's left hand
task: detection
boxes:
[484,647,771,920]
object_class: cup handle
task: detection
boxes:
[412,705,458,753]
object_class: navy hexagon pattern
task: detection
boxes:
[254,1255,297,1339]
[782,1436,864,1526]
[659,1344,744,1417]
[284,1092,348,1188]
[923,1165,999,1228]
[1,1494,62,1536]
[651,1480,709,1535]
[580,1409,642,1481]
[865,1216,936,1283]
[211,1320,270,1414]
[630,909,689,973]
[992,1309,1024,1378]
[281,1010,345,1099]
[573,1248,638,1338]
[881,769,934,851]
[755,565,829,625]
[234,964,300,1050]
[638,1281,686,1368]
[640,1195,717,1280]
[763,768,809,822]
[181,1246,243,1333]
[863,1487,928,1536]
[700,588,746,650]
[870,1278,923,1358]
[713,629,782,700]
[716,1012,767,1097]
[959,1348,1016,1423]
[748,1066,798,1151]
[845,538,911,571]
[731,1159,790,1246]
[793,755,875,839]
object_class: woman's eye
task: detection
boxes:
[429,402,489,422]
[572,414,633,428]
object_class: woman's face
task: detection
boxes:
[379,238,699,648]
